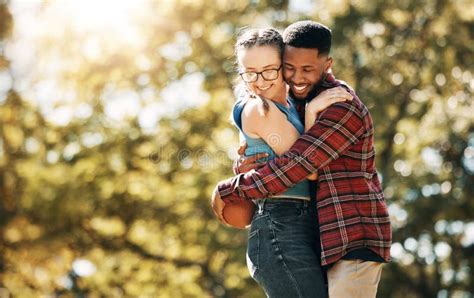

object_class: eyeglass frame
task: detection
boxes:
[239,65,283,83]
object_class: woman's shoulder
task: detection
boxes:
[241,97,281,120]
[242,97,264,116]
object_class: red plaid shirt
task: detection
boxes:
[218,74,392,266]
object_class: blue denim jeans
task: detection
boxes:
[246,199,327,298]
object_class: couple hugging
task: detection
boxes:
[211,20,392,298]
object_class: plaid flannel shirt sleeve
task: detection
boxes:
[217,102,366,203]
[232,158,240,175]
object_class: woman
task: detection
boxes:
[226,28,350,297]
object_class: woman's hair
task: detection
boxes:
[235,27,284,60]
[234,28,284,113]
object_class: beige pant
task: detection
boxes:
[327,260,383,298]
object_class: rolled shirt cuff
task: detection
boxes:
[217,175,243,204]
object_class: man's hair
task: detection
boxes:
[283,20,332,55]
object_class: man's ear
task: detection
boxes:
[324,56,333,73]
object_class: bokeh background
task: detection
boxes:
[0,0,473,297]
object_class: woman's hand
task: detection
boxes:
[306,86,353,115]
[304,87,353,132]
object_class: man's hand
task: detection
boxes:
[211,186,227,225]
[233,141,269,174]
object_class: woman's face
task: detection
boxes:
[238,45,286,101]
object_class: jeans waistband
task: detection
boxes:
[255,198,314,214]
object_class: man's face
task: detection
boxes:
[283,45,333,101]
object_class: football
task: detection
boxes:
[222,199,256,229]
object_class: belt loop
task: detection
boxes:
[303,200,309,213]
[257,199,266,214]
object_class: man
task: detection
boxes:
[212,21,392,297]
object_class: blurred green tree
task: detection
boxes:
[0,0,472,297]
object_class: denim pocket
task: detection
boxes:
[246,229,259,278]
[269,206,305,224]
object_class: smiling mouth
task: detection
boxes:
[292,84,308,93]
[257,85,271,91]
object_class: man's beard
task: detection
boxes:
[289,81,322,102]
[288,72,328,102]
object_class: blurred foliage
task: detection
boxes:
[0,0,473,297]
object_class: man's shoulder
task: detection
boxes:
[334,79,359,103]
[332,79,370,117]
[335,79,354,92]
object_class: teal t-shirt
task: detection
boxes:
[232,96,310,200]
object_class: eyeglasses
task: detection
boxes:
[239,65,282,83]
